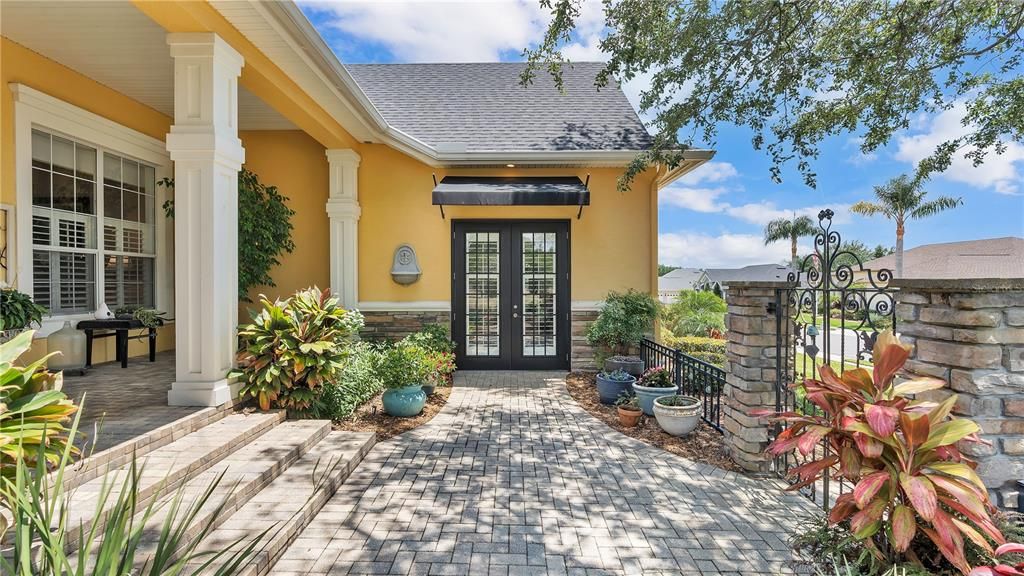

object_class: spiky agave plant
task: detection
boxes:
[756,331,1018,574]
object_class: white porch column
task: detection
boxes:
[325,149,361,309]
[165,33,244,406]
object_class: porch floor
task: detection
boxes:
[60,352,201,454]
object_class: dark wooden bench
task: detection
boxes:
[76,318,162,369]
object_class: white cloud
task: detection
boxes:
[660,231,810,268]
[302,0,550,62]
[659,162,849,225]
[895,102,1024,195]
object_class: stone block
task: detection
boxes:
[1003,437,1024,456]
[903,359,951,380]
[1007,308,1024,327]
[1008,346,1024,372]
[916,340,1002,369]
[975,455,1024,488]
[959,438,999,458]
[918,308,1001,328]
[977,419,1024,435]
[899,323,953,341]
[953,328,1024,345]
[727,315,764,335]
[955,394,1002,418]
[950,293,1024,310]
[898,292,930,305]
[1004,398,1024,417]
[950,369,1024,395]
[727,305,766,317]
[895,303,919,322]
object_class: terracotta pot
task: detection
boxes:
[617,406,642,428]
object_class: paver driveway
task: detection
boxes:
[273,372,814,575]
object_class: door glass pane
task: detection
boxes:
[465,232,500,356]
[521,232,557,356]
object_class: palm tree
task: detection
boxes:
[764,214,816,270]
[850,175,962,277]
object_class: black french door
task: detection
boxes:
[452,221,570,370]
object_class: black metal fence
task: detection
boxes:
[639,338,724,432]
[771,209,896,510]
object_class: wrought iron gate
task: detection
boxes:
[770,209,896,509]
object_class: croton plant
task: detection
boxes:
[755,330,1023,575]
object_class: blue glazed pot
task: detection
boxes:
[382,384,427,417]
[596,373,636,405]
[632,382,678,416]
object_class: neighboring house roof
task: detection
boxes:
[345,62,653,153]
[863,237,1024,279]
[702,264,795,285]
[658,268,705,293]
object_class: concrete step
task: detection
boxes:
[68,420,332,569]
[183,431,377,576]
[61,396,242,491]
[61,410,286,553]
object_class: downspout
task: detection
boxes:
[650,165,663,343]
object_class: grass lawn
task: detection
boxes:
[795,312,893,333]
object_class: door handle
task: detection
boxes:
[513,313,519,319]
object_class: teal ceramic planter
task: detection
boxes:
[632,382,678,416]
[382,384,426,417]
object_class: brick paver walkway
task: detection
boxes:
[273,372,813,575]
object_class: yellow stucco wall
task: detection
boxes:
[1,37,175,365]
[237,130,330,316]
[0,37,171,205]
[357,144,657,304]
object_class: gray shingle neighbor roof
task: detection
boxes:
[345,62,653,153]
[863,237,1024,279]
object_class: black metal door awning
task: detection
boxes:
[431,176,590,218]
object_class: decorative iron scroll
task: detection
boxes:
[771,209,898,510]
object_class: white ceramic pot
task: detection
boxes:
[653,395,702,437]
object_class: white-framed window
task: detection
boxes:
[30,129,157,314]
[12,84,172,331]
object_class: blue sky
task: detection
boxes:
[300,1,1024,269]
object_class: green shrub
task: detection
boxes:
[233,287,362,412]
[401,323,455,353]
[0,330,79,483]
[662,333,727,367]
[313,342,384,421]
[1,288,47,331]
[660,290,726,338]
[586,290,660,356]
[375,343,430,389]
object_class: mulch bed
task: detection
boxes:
[334,385,452,440]
[565,371,741,472]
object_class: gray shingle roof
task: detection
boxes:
[345,62,653,153]
[863,237,1024,279]
[703,264,795,284]
[658,268,705,292]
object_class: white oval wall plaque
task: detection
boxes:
[391,244,422,285]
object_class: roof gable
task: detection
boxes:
[345,62,653,153]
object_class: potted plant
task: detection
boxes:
[595,369,636,405]
[653,395,702,436]
[632,367,678,416]
[1,287,47,343]
[376,343,429,417]
[421,350,455,395]
[614,392,642,428]
[585,290,659,376]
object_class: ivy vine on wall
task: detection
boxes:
[159,168,296,301]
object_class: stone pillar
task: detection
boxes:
[165,33,244,407]
[325,149,360,309]
[894,279,1024,508]
[721,281,794,472]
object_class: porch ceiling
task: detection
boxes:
[0,0,296,131]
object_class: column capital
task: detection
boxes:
[326,148,361,167]
[167,33,243,71]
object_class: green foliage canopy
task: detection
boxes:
[586,289,660,354]
[661,290,726,338]
[160,168,296,300]
[525,1,1024,190]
